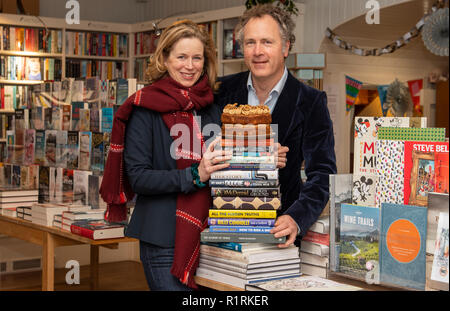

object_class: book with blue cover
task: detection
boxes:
[101,107,113,133]
[379,203,427,290]
[339,203,380,284]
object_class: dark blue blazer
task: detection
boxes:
[123,104,221,247]
[215,71,337,240]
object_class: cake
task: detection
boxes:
[221,103,272,125]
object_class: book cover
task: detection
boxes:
[61,104,71,131]
[38,165,50,203]
[70,219,124,240]
[66,131,79,170]
[245,275,361,291]
[51,105,61,130]
[210,170,279,180]
[88,174,100,209]
[11,165,21,187]
[73,169,92,205]
[103,132,111,166]
[435,151,449,194]
[78,131,92,170]
[207,218,276,227]
[99,79,108,108]
[302,230,329,246]
[329,174,355,272]
[34,129,45,165]
[116,78,128,106]
[28,164,39,190]
[101,107,113,133]
[375,140,405,209]
[55,130,68,168]
[89,109,100,132]
[212,197,281,210]
[70,101,85,131]
[62,168,74,203]
[70,80,84,102]
[84,76,99,108]
[44,130,57,167]
[352,173,376,207]
[44,107,53,129]
[24,129,35,165]
[49,167,63,203]
[79,108,90,131]
[404,142,449,207]
[209,179,279,188]
[209,226,273,234]
[430,212,449,290]
[13,128,24,164]
[107,80,117,107]
[200,228,285,244]
[426,193,449,254]
[339,203,380,284]
[380,203,427,290]
[91,132,104,173]
[6,130,14,163]
[31,107,44,130]
[211,187,280,198]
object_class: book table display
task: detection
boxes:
[0,214,136,291]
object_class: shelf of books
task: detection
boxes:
[327,116,449,291]
[287,53,325,91]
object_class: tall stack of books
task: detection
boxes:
[53,208,106,232]
[201,104,284,244]
[0,187,38,218]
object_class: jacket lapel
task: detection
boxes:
[271,72,301,145]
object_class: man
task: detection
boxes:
[215,4,337,248]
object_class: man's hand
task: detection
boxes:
[275,143,289,169]
[270,215,298,248]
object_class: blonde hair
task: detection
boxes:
[146,20,218,90]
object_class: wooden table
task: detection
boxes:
[0,214,137,291]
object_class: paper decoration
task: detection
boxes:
[377,85,389,116]
[345,75,363,114]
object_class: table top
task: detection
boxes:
[0,214,137,245]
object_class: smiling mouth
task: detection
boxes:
[181,73,196,79]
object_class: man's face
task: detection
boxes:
[242,15,289,84]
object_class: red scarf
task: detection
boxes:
[99,74,213,289]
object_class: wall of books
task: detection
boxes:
[327,116,448,291]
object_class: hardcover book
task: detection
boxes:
[207,218,276,227]
[212,197,281,210]
[24,129,35,165]
[379,203,427,290]
[79,108,90,131]
[209,226,273,234]
[45,130,57,167]
[49,167,63,203]
[209,179,279,188]
[101,107,113,133]
[73,169,92,205]
[55,130,68,168]
[62,168,74,203]
[51,105,61,130]
[200,228,285,244]
[38,165,50,203]
[426,193,449,254]
[116,78,128,106]
[88,174,100,209]
[78,131,92,170]
[211,187,280,198]
[30,107,44,130]
[339,203,380,284]
[89,109,100,132]
[61,104,71,131]
[70,101,85,131]
[91,132,104,173]
[66,131,79,170]
[430,212,449,291]
[210,170,279,180]
[70,219,124,240]
[34,129,45,165]
[13,128,24,164]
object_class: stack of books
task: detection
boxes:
[196,242,301,290]
[31,203,90,227]
[70,219,125,240]
[299,215,330,278]
[0,187,38,218]
[53,209,106,231]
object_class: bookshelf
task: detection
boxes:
[287,53,326,91]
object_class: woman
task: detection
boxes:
[100,20,229,291]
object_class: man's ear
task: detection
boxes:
[283,41,290,58]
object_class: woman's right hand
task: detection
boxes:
[198,136,232,183]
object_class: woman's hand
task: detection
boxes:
[275,143,289,169]
[198,136,232,183]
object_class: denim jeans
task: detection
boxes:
[139,240,192,291]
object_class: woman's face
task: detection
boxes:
[164,37,205,88]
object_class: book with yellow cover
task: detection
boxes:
[209,209,277,219]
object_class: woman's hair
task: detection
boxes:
[146,20,218,89]
[235,3,296,52]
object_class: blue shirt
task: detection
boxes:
[247,67,288,112]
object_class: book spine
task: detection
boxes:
[302,231,330,246]
[227,155,275,164]
[208,218,276,226]
[209,226,273,233]
[70,223,94,239]
[201,242,242,252]
[211,187,280,197]
[208,209,277,219]
[223,163,277,170]
[201,230,285,244]
[209,179,279,187]
[221,146,274,153]
[210,170,278,180]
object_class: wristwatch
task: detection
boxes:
[191,163,207,188]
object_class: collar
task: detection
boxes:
[246,67,288,98]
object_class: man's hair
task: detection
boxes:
[146,20,218,89]
[235,3,296,52]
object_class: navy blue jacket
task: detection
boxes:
[124,104,221,247]
[215,71,337,240]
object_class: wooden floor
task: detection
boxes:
[0,261,149,291]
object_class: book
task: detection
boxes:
[212,197,281,210]
[227,155,275,164]
[224,163,277,170]
[101,107,113,133]
[299,250,329,267]
[88,174,101,209]
[208,209,277,219]
[89,109,100,132]
[70,219,124,240]
[429,211,449,291]
[245,275,362,291]
[34,129,45,165]
[210,169,278,180]
[209,226,273,234]
[79,109,90,131]
[73,170,92,205]
[55,130,68,168]
[404,141,449,207]
[379,203,427,290]
[49,167,63,203]
[78,131,92,170]
[302,230,329,246]
[0,188,39,197]
[66,131,79,170]
[23,129,35,165]
[209,179,279,187]
[38,166,50,203]
[61,104,71,131]
[300,240,329,257]
[377,127,446,141]
[44,130,57,166]
[62,210,105,221]
[339,203,380,283]
[200,253,300,270]
[201,242,278,252]
[211,187,280,198]
[300,262,328,278]
[427,193,449,254]
[308,216,329,234]
[70,101,85,131]
[62,169,74,203]
[91,132,104,173]
[116,78,128,106]
[200,228,285,244]
[329,174,353,273]
[207,218,276,227]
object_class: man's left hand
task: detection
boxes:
[270,215,298,248]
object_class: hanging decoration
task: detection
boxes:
[377,85,389,116]
[345,75,363,115]
[421,7,449,56]
[325,0,448,57]
[385,79,413,117]
[407,79,424,114]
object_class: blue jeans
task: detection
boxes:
[139,240,192,291]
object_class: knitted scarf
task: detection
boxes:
[99,74,213,289]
